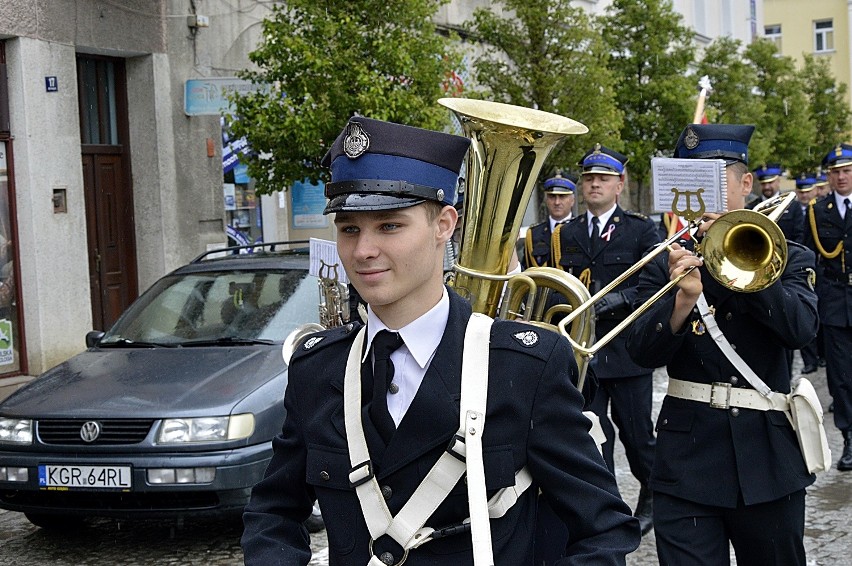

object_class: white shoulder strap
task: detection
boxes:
[696,293,786,410]
[460,313,494,566]
[342,318,526,564]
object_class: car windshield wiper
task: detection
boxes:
[99,338,178,348]
[177,336,277,347]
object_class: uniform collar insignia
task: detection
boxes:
[343,121,370,159]
[512,330,539,347]
[303,336,325,350]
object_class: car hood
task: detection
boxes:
[0,347,287,418]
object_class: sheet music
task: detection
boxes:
[309,238,350,284]
[651,157,727,215]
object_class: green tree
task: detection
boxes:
[745,39,816,175]
[695,37,770,164]
[601,0,695,211]
[230,0,462,195]
[464,0,622,175]
[800,53,852,166]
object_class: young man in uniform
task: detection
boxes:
[523,173,576,268]
[627,124,819,565]
[803,142,852,471]
[552,144,660,536]
[749,163,804,242]
[241,116,640,565]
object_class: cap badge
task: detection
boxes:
[343,121,370,159]
[684,127,699,150]
[593,143,602,154]
[303,336,325,350]
[512,330,539,347]
[835,145,843,157]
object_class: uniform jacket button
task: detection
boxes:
[388,382,399,394]
[655,322,663,332]
[730,376,738,385]
[381,485,393,500]
[730,407,740,417]
[725,312,732,320]
[320,471,330,481]
[380,551,395,565]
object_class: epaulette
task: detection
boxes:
[290,321,363,363]
[490,319,558,362]
[624,210,650,221]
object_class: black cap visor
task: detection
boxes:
[324,193,426,214]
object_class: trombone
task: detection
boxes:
[550,190,796,370]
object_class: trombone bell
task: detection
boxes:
[701,209,787,292]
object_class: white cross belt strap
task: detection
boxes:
[341,315,530,565]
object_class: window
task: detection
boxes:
[815,19,834,53]
[765,24,782,51]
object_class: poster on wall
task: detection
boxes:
[0,141,20,371]
[291,179,328,229]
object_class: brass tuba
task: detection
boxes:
[438,98,596,383]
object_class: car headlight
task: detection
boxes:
[0,418,33,445]
[157,414,254,444]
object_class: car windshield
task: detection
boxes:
[100,268,320,346]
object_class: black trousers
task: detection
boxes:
[824,323,852,432]
[589,373,656,485]
[654,490,807,566]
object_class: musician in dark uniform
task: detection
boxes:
[803,142,852,471]
[627,124,819,565]
[794,173,821,375]
[523,173,576,268]
[552,144,660,536]
[748,163,804,242]
[241,116,640,565]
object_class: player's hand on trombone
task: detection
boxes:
[668,241,703,331]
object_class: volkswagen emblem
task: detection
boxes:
[80,421,101,443]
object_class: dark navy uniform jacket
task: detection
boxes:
[553,206,660,379]
[523,220,558,268]
[747,195,805,243]
[241,289,640,565]
[625,242,818,507]
[803,194,852,326]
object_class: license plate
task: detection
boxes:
[38,465,132,489]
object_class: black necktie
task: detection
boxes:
[845,198,851,228]
[590,216,601,255]
[370,330,404,443]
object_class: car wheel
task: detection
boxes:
[303,503,324,533]
[24,512,83,530]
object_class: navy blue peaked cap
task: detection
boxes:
[753,163,783,182]
[321,117,470,214]
[674,124,755,165]
[578,144,628,176]
[822,143,852,170]
[543,173,577,194]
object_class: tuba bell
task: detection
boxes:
[438,98,596,384]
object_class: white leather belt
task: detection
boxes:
[667,378,789,411]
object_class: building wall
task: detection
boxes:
[0,0,291,373]
[764,0,851,107]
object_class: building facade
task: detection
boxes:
[763,0,851,107]
[0,1,336,377]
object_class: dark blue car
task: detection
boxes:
[0,242,323,529]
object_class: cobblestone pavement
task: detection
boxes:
[0,358,848,565]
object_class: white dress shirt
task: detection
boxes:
[587,204,617,237]
[364,288,450,426]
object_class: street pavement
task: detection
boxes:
[0,357,849,564]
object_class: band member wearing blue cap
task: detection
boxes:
[627,123,819,565]
[241,116,640,565]
[523,173,576,268]
[804,143,852,472]
[748,163,804,241]
[551,143,660,537]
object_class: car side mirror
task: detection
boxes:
[85,330,105,348]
